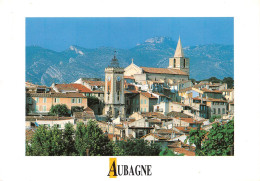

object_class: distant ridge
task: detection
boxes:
[26,37,234,86]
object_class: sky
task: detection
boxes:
[26,17,234,52]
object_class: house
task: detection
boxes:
[153,101,187,115]
[139,92,158,113]
[26,116,75,129]
[204,98,228,118]
[73,107,96,122]
[52,83,93,96]
[75,78,105,100]
[222,89,234,102]
[26,92,88,115]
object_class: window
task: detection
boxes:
[98,93,100,97]
[71,98,76,103]
[213,108,216,114]
[56,124,60,128]
[133,99,135,104]
[78,98,82,103]
[42,105,47,112]
[174,59,176,68]
[55,98,60,103]
[141,108,143,112]
[144,99,146,104]
[35,105,39,112]
[35,97,39,103]
[43,97,47,103]
[222,108,225,114]
[218,108,221,114]
[144,108,146,112]
[141,100,143,104]
[117,91,120,101]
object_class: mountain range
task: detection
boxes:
[26,37,234,86]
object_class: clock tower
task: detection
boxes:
[104,52,125,119]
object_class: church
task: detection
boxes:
[103,37,190,119]
[124,37,190,85]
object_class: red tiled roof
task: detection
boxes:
[141,112,171,119]
[141,133,168,140]
[201,88,222,93]
[221,89,234,92]
[83,81,105,86]
[140,67,188,76]
[55,83,92,93]
[205,98,227,103]
[174,147,195,156]
[27,92,87,98]
[140,92,157,99]
[178,118,199,124]
[178,87,193,93]
[124,76,135,80]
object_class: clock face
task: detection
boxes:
[107,76,111,81]
[117,76,121,81]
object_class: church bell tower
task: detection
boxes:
[168,36,190,75]
[104,52,125,119]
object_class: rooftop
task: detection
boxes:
[27,92,87,98]
[140,67,188,76]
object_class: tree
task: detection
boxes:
[209,115,221,123]
[87,96,100,108]
[74,120,113,156]
[49,104,70,117]
[113,139,161,156]
[26,125,64,156]
[71,106,84,115]
[207,77,221,83]
[159,148,184,156]
[201,120,234,156]
[63,123,76,155]
[185,125,207,155]
[222,77,234,89]
[186,120,234,156]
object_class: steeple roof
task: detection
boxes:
[174,36,184,57]
[109,51,120,68]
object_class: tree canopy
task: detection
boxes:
[26,120,113,156]
[186,120,234,156]
[113,139,161,156]
[49,104,70,117]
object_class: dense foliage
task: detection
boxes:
[222,77,234,89]
[87,96,100,108]
[49,104,70,117]
[186,120,234,156]
[159,148,184,156]
[75,121,113,156]
[26,125,65,156]
[26,120,113,156]
[113,139,161,156]
[71,106,84,114]
[209,115,222,123]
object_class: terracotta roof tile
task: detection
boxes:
[55,83,93,93]
[83,81,105,86]
[141,133,168,140]
[27,92,86,98]
[123,76,135,80]
[140,67,188,76]
[140,92,157,99]
[174,147,195,156]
